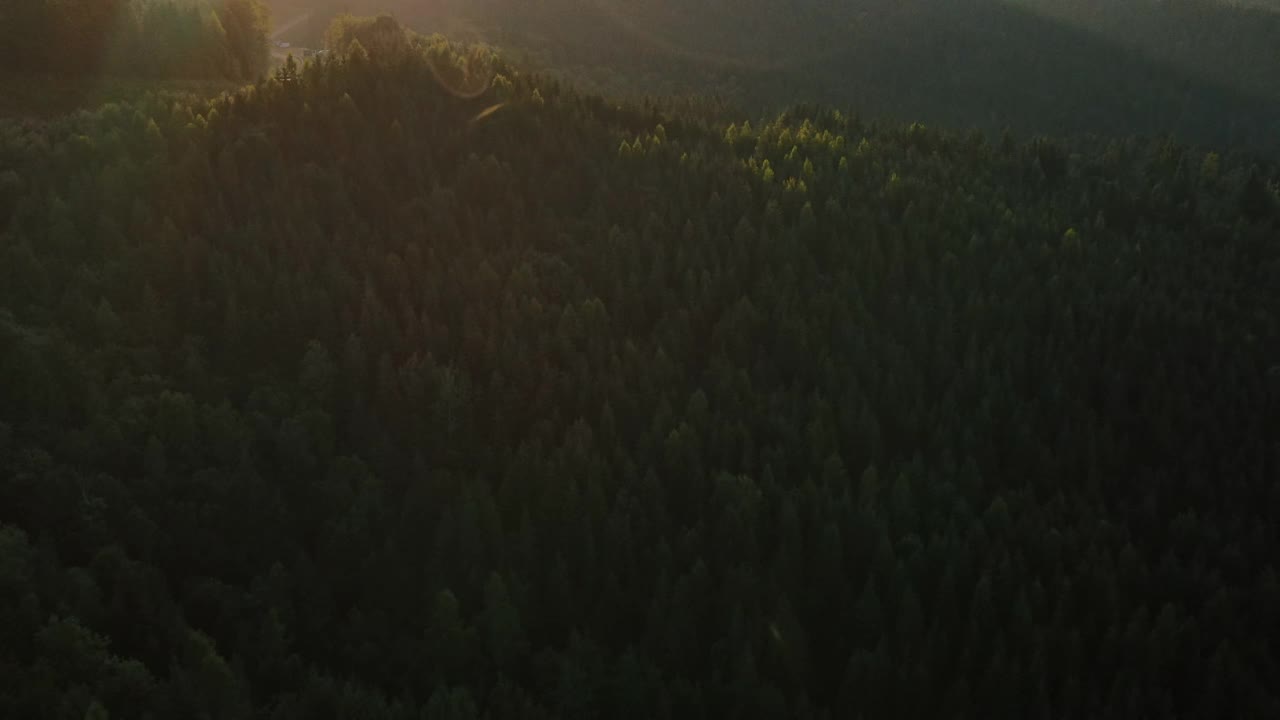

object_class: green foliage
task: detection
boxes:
[1,28,1280,719]
[325,14,415,61]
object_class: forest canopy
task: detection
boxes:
[1,22,1279,718]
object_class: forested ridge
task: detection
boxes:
[3,21,1280,720]
[264,0,1280,154]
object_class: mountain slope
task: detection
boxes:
[265,0,1280,153]
[1,37,1279,718]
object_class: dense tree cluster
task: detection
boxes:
[0,0,271,81]
[2,28,1280,719]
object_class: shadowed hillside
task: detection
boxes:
[2,32,1279,717]
[262,0,1280,153]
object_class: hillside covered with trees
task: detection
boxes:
[262,0,1280,155]
[2,18,1280,718]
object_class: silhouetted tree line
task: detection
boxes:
[1,0,270,81]
[1,19,1279,718]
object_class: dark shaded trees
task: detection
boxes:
[1,28,1279,718]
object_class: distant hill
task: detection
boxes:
[263,0,1280,153]
[1,0,271,82]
